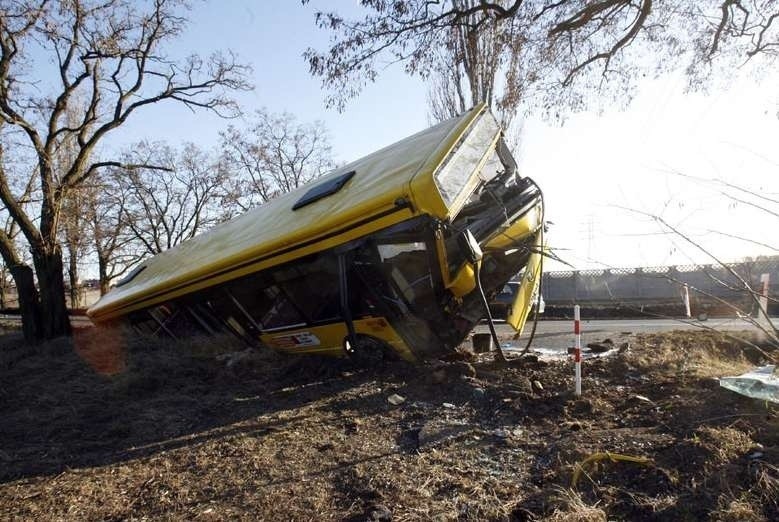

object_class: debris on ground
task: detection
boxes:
[570,451,653,488]
[719,365,779,403]
[0,328,777,520]
[586,338,615,353]
[387,393,406,406]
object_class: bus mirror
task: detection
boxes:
[458,229,483,264]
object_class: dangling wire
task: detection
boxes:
[475,259,507,362]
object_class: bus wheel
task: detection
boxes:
[343,334,396,366]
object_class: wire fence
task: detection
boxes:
[540,257,779,314]
[2,258,778,314]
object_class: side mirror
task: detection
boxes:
[458,229,483,264]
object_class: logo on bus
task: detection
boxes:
[271,332,321,348]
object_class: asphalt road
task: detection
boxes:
[475,316,779,353]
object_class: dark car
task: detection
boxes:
[489,281,545,320]
[489,282,520,320]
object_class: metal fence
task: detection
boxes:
[540,257,779,312]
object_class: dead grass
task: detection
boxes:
[626,330,765,379]
[546,487,607,522]
[711,496,767,522]
[0,328,777,520]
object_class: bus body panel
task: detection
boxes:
[507,231,544,335]
[259,317,415,362]
[88,105,488,322]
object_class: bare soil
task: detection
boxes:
[0,326,777,521]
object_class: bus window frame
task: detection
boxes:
[125,215,453,357]
[371,221,442,317]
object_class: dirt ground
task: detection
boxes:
[0,325,777,521]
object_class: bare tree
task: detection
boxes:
[426,0,519,127]
[305,1,778,114]
[0,123,40,338]
[56,102,90,309]
[0,209,25,311]
[0,0,251,340]
[60,187,89,308]
[82,172,140,296]
[117,141,232,257]
[220,109,334,211]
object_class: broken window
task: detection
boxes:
[186,301,226,335]
[203,290,257,340]
[128,310,157,335]
[377,242,433,306]
[434,112,500,205]
[277,255,342,324]
[259,285,306,330]
[145,301,203,338]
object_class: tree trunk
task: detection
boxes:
[33,248,71,338]
[98,255,110,295]
[68,251,81,308]
[0,268,6,310]
[9,263,42,342]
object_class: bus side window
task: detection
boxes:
[128,311,157,335]
[227,272,276,328]
[260,285,306,330]
[147,301,202,338]
[351,245,409,318]
[203,290,258,340]
[377,242,435,310]
[276,255,342,324]
[186,301,226,335]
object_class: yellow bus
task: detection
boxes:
[87,104,544,362]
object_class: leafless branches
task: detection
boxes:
[306,0,778,113]
[112,141,232,257]
[617,203,779,346]
[220,109,334,211]
[426,0,517,126]
[0,0,251,339]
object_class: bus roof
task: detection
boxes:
[88,104,495,320]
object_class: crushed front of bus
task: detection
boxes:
[355,108,544,360]
[249,106,545,361]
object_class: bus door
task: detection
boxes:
[348,224,449,358]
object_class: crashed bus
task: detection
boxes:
[87,104,544,362]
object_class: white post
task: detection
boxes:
[574,305,582,396]
[758,273,770,328]
[683,283,691,318]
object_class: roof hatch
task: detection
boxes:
[292,170,356,211]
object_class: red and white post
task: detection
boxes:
[574,305,582,396]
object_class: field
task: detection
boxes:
[1,325,777,521]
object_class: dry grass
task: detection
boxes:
[546,487,607,522]
[626,330,766,379]
[711,496,767,522]
[0,328,777,520]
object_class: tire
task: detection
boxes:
[344,334,397,366]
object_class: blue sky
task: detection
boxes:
[108,2,431,161]
[102,1,779,271]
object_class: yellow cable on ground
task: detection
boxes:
[571,452,653,488]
